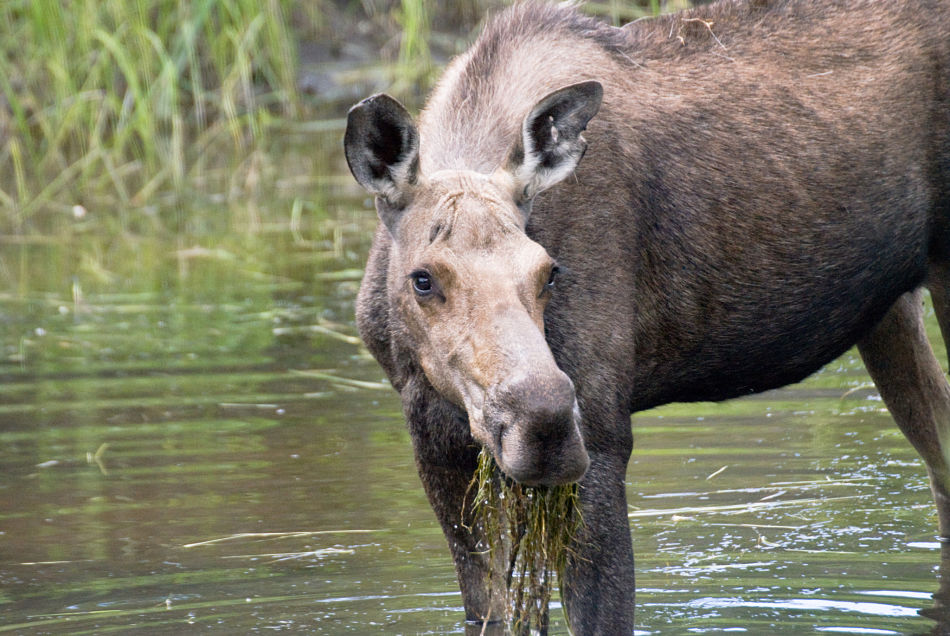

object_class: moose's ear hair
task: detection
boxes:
[344,93,419,232]
[504,81,603,205]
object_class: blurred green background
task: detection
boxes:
[0,0,694,276]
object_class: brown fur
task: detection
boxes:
[345,0,950,632]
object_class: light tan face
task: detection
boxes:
[388,171,589,486]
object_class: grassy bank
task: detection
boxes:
[0,0,301,237]
[0,0,692,245]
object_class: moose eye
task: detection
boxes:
[543,265,560,294]
[410,270,434,296]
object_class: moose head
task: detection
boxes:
[344,81,603,486]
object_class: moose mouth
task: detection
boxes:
[474,374,590,487]
[492,405,589,487]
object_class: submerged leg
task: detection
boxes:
[919,542,950,629]
[561,412,636,635]
[403,379,508,634]
[416,458,508,636]
[857,289,950,537]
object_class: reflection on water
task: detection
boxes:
[2,133,950,634]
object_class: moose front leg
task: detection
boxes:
[562,433,636,634]
[413,452,509,633]
[403,382,509,632]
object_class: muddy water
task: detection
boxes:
[3,130,950,634]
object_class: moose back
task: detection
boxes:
[343,0,950,632]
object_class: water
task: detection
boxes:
[3,129,950,634]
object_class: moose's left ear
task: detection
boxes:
[504,80,603,204]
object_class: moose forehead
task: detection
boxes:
[396,171,525,251]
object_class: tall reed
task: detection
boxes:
[0,0,299,235]
[395,0,435,94]
[0,0,695,240]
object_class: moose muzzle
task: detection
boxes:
[485,367,589,487]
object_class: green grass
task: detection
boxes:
[0,0,694,244]
[396,0,434,93]
[0,0,299,236]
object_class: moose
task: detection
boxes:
[343,0,950,632]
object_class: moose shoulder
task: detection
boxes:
[344,0,950,633]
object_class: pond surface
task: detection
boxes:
[3,127,950,634]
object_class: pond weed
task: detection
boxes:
[467,446,583,634]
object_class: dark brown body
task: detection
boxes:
[347,1,950,633]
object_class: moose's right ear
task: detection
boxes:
[344,94,419,232]
[504,81,602,207]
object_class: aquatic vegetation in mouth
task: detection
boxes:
[466,447,583,634]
